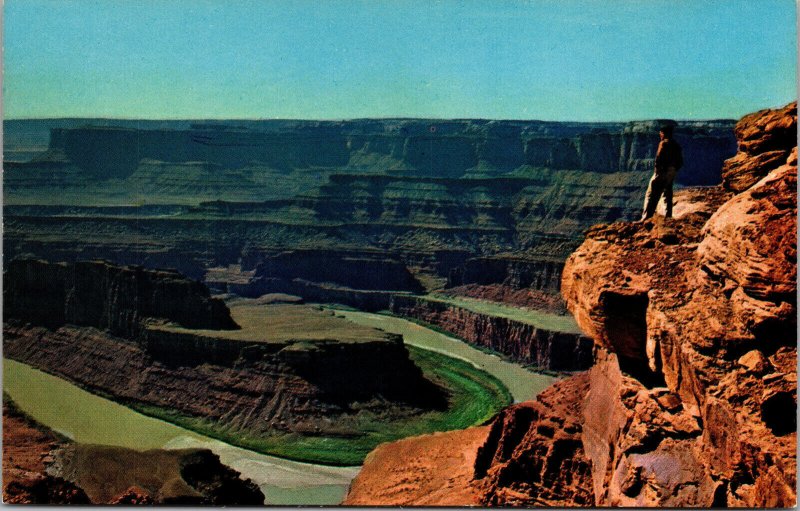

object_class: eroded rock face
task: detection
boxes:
[341,103,796,507]
[3,259,238,336]
[51,445,265,505]
[389,294,593,370]
[345,375,595,507]
[343,427,488,506]
[2,401,91,505]
[561,101,797,506]
[473,373,595,507]
[4,323,443,439]
[721,102,797,192]
[3,260,445,440]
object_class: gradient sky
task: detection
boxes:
[3,0,797,120]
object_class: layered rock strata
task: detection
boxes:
[4,260,445,439]
[558,102,797,506]
[344,103,796,507]
[389,295,593,371]
[5,118,735,183]
[4,118,736,304]
[446,256,564,292]
[4,259,237,336]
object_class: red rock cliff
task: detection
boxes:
[344,102,797,507]
[560,101,797,507]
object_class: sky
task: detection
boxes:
[2,0,797,121]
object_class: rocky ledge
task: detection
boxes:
[558,101,796,507]
[344,102,796,507]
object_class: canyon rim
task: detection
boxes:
[2,0,797,507]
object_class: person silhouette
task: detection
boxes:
[641,124,683,220]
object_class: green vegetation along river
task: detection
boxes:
[3,358,358,506]
[332,309,557,402]
[4,312,555,504]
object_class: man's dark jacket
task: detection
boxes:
[655,138,683,175]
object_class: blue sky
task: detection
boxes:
[3,0,797,120]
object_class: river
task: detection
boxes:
[4,313,555,504]
[332,309,556,402]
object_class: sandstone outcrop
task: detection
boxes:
[721,102,797,192]
[558,101,797,507]
[4,259,237,336]
[2,401,90,505]
[389,294,593,371]
[343,427,489,506]
[343,103,796,507]
[4,260,446,450]
[51,445,265,505]
[472,373,594,506]
[2,397,265,505]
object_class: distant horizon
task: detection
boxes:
[4,111,764,123]
[4,1,797,121]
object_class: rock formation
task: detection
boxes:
[2,398,263,505]
[51,445,265,505]
[3,260,446,448]
[4,117,736,303]
[389,295,593,371]
[446,256,565,292]
[6,118,735,182]
[558,101,796,507]
[3,259,238,336]
[345,103,796,507]
[2,401,91,505]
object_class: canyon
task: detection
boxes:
[8,110,788,507]
[4,260,488,468]
[4,117,737,370]
[4,117,736,292]
[344,103,797,507]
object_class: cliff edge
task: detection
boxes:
[559,101,796,506]
[344,102,796,507]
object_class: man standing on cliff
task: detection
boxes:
[641,124,683,220]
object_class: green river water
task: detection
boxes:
[4,313,555,505]
[333,309,556,402]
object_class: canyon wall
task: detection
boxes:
[3,259,237,336]
[30,119,735,185]
[389,295,593,371]
[4,322,443,438]
[250,250,424,292]
[556,101,797,505]
[4,117,736,301]
[345,103,797,507]
[447,256,564,291]
[3,260,445,440]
